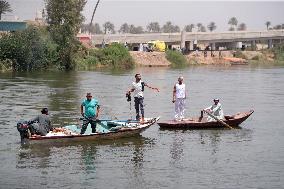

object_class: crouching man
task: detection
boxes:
[28,108,53,136]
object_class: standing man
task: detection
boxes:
[172,76,187,121]
[126,73,159,123]
[28,108,53,136]
[80,92,100,134]
[202,98,224,122]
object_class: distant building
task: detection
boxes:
[0,21,27,32]
[77,33,92,48]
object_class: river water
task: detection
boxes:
[0,65,283,189]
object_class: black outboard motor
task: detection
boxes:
[17,120,30,144]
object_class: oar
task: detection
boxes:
[204,111,234,129]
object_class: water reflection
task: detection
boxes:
[17,145,51,169]
[80,144,97,174]
[170,131,185,163]
[16,135,154,172]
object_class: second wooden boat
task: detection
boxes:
[157,110,254,129]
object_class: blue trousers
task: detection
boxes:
[134,97,144,120]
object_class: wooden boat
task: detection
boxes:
[18,117,159,144]
[157,110,254,129]
[223,57,249,65]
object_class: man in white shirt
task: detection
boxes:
[203,98,224,122]
[172,76,187,121]
[126,73,159,123]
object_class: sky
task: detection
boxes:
[5,0,284,31]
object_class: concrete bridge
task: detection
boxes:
[92,30,284,50]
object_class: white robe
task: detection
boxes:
[205,103,224,122]
[174,83,186,120]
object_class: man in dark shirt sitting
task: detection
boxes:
[28,108,53,136]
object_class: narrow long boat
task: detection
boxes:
[18,117,159,144]
[157,110,254,129]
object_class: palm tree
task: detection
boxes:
[93,23,102,34]
[184,24,194,32]
[197,23,202,32]
[207,22,217,32]
[103,21,115,34]
[162,21,174,33]
[119,23,130,33]
[0,0,12,20]
[273,25,282,30]
[128,25,144,34]
[265,21,271,30]
[228,17,238,30]
[237,23,247,31]
[200,25,206,32]
[146,22,160,33]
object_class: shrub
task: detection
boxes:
[0,59,12,71]
[251,55,260,60]
[0,26,57,71]
[234,50,247,59]
[165,50,187,66]
[91,43,135,69]
[273,44,284,61]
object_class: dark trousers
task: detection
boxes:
[81,118,96,134]
[29,124,47,136]
[134,97,144,120]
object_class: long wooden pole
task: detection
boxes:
[90,0,100,27]
[205,111,234,129]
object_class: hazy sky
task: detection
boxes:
[6,0,284,31]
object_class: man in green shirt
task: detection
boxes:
[80,92,100,134]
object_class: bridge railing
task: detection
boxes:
[91,30,284,44]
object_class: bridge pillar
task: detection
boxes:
[185,41,190,51]
[268,39,273,49]
[189,41,194,50]
[181,30,186,50]
[210,43,216,50]
[251,40,256,50]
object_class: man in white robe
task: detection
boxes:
[172,76,187,121]
[203,99,224,122]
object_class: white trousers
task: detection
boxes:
[174,98,185,120]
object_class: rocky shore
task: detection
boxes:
[130,50,274,66]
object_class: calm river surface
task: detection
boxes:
[0,65,284,189]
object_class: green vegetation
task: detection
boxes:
[0,25,134,72]
[0,26,57,71]
[234,50,247,59]
[46,0,86,70]
[0,0,12,20]
[272,44,284,61]
[0,0,134,72]
[165,50,188,67]
[77,43,134,69]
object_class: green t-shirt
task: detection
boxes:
[82,98,99,118]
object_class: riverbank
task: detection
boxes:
[130,50,276,66]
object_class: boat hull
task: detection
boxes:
[157,110,254,129]
[26,117,159,144]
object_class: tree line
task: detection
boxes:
[80,17,284,35]
[1,0,283,33]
